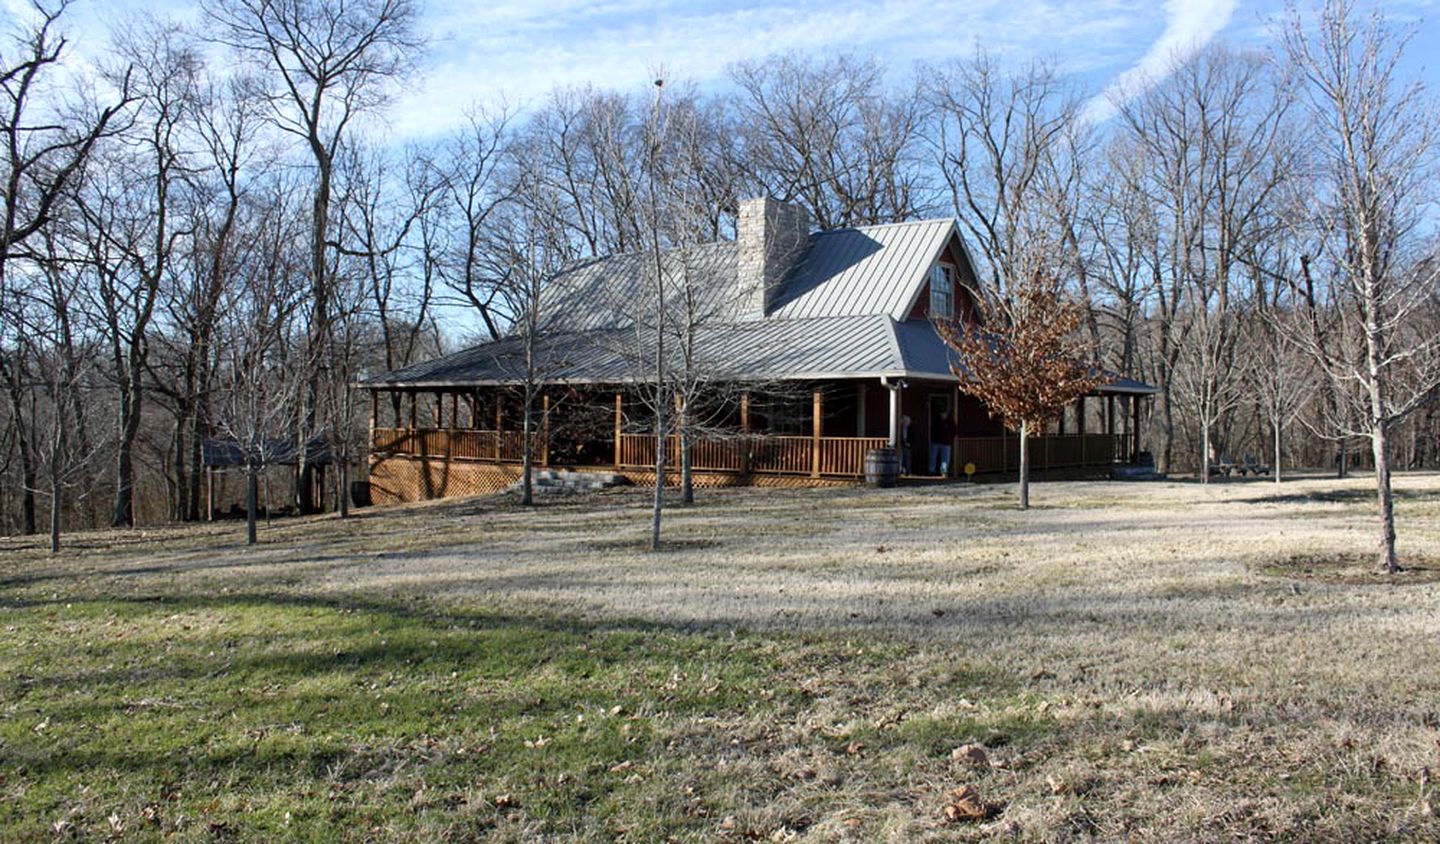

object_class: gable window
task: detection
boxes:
[929,263,954,319]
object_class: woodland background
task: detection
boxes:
[2,0,1437,536]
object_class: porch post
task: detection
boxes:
[1131,396,1142,460]
[953,385,961,478]
[857,383,867,437]
[494,395,503,461]
[1107,395,1115,436]
[408,391,417,430]
[541,394,550,467]
[1078,395,1086,464]
[434,391,443,428]
[206,467,214,522]
[739,391,751,475]
[451,392,459,430]
[887,381,900,447]
[613,393,622,469]
[812,388,823,479]
[368,389,377,455]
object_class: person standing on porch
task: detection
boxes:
[931,410,955,475]
[901,414,912,474]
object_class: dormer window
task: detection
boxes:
[929,263,955,319]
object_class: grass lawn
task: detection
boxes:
[2,473,1439,841]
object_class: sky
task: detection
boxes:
[3,0,1436,141]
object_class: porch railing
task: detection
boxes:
[954,433,1119,474]
[372,428,538,463]
[375,427,1121,478]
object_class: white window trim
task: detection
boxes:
[929,262,955,319]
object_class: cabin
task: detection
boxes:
[359,197,1156,504]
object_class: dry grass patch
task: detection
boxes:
[3,472,1440,840]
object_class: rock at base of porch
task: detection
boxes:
[506,469,630,496]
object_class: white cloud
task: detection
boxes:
[389,0,1174,139]
[1080,0,1240,125]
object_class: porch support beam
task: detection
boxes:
[1132,396,1142,460]
[613,393,623,470]
[812,388,823,479]
[541,394,551,468]
[739,391,751,475]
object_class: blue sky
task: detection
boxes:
[4,0,1436,138]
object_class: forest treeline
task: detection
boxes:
[1,0,1437,541]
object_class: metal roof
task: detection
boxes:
[362,213,1157,396]
[363,314,915,388]
[537,242,740,333]
[768,219,959,321]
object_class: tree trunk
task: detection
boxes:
[1018,420,1030,511]
[1200,423,1211,485]
[680,416,693,505]
[520,393,534,506]
[1371,421,1399,573]
[1273,420,1283,484]
[651,404,666,550]
[338,458,350,519]
[49,476,61,555]
[246,467,258,546]
[20,441,36,536]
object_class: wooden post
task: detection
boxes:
[856,383,867,437]
[541,394,551,468]
[435,391,444,428]
[739,391,751,475]
[1107,395,1115,436]
[953,385,961,478]
[614,393,623,469]
[1078,395,1086,464]
[451,392,459,430]
[368,389,377,459]
[408,391,417,430]
[494,395,503,461]
[812,388,823,479]
[206,467,214,522]
[1132,396,1142,461]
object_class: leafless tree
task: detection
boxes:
[1281,0,1440,572]
[926,53,1078,298]
[209,0,423,512]
[733,54,926,228]
[0,0,132,534]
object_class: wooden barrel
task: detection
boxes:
[864,447,900,488]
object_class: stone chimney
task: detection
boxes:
[736,196,811,320]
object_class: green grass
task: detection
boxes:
[0,592,1025,841]
[4,474,1440,840]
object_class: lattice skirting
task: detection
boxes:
[368,457,524,504]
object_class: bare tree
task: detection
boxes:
[1281,0,1440,572]
[0,1,132,534]
[926,53,1078,297]
[209,0,422,512]
[733,54,926,228]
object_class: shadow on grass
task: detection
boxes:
[1244,488,1434,506]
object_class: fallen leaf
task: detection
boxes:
[942,785,1000,823]
[950,744,989,766]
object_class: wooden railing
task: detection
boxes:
[750,436,813,474]
[954,433,1119,474]
[616,433,886,477]
[376,427,1117,478]
[372,428,538,464]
